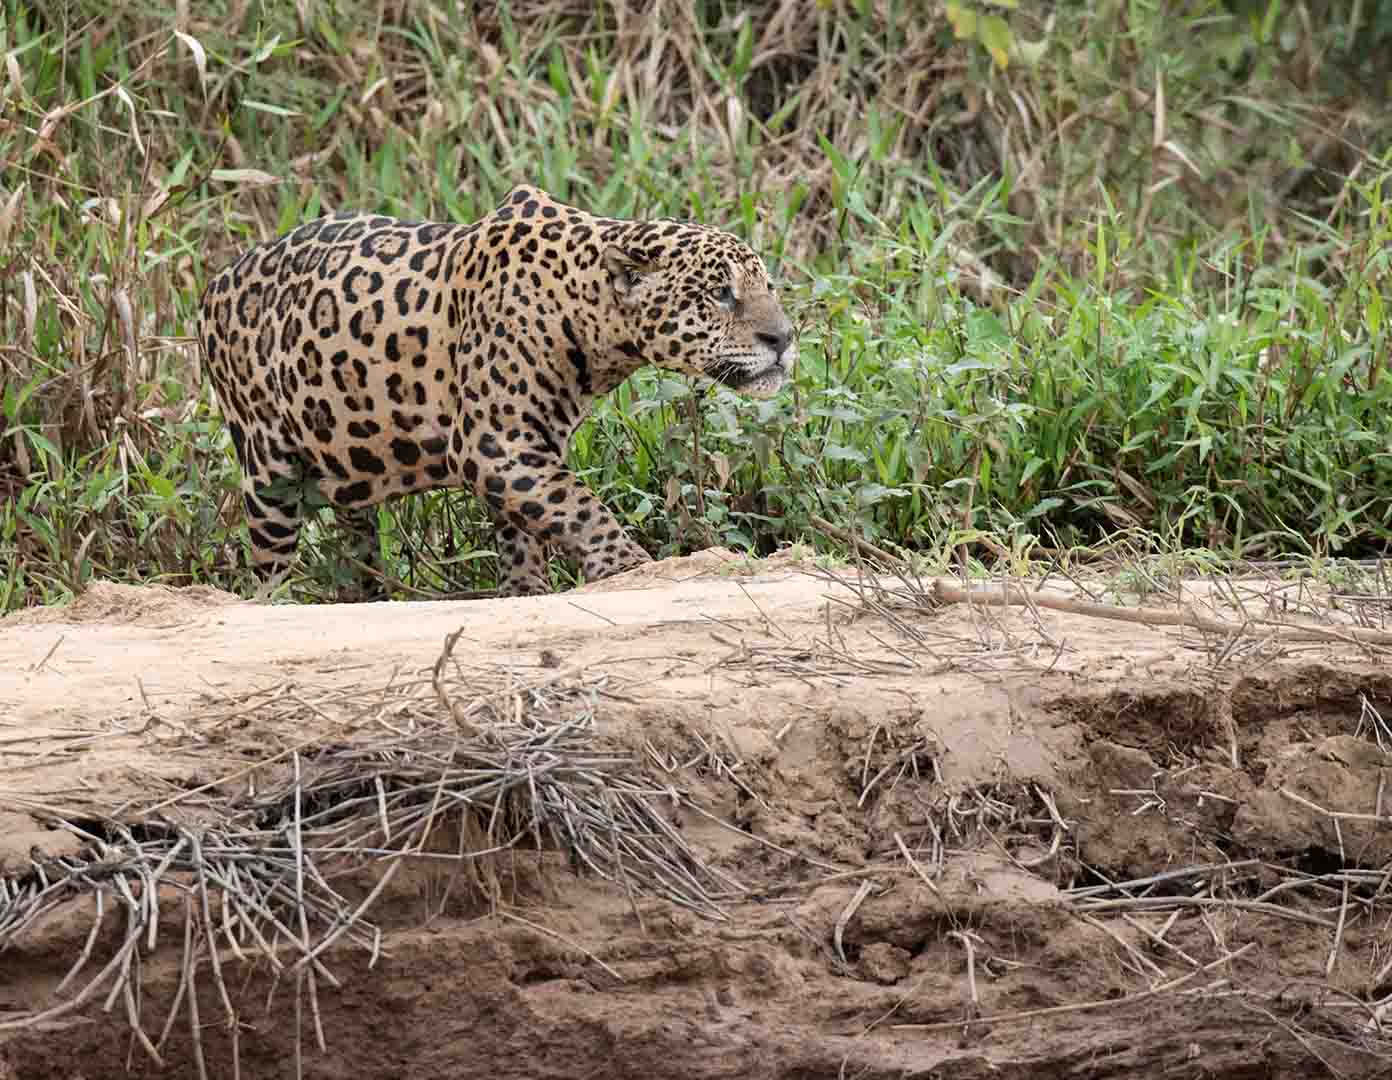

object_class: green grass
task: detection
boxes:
[1,0,1390,609]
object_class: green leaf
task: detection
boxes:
[211,168,279,186]
[1025,497,1065,519]
[856,483,908,505]
[242,100,302,118]
[978,15,1014,68]
[1275,464,1332,495]
[1014,36,1047,66]
[250,34,284,65]
[945,3,978,40]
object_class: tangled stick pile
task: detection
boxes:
[0,670,735,1072]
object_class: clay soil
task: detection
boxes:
[2,549,1391,1079]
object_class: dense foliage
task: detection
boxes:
[1,0,1389,607]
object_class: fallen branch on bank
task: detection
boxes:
[809,515,1392,650]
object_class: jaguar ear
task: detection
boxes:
[603,246,647,302]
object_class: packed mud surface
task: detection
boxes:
[2,550,1390,1078]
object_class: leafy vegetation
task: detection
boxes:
[1,0,1390,609]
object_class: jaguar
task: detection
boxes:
[199,184,796,597]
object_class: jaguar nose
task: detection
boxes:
[757,326,794,359]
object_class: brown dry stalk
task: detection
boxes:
[810,515,908,569]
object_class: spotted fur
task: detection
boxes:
[199,185,797,597]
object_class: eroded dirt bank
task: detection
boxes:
[2,553,1390,1078]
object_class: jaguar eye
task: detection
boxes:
[713,285,736,309]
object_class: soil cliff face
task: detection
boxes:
[2,562,1389,1077]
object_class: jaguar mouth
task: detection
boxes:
[711,353,795,398]
[735,364,788,397]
